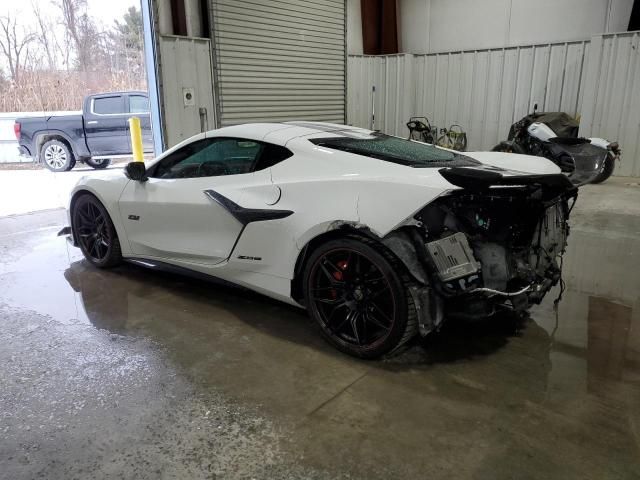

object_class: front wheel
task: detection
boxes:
[303,238,417,359]
[85,158,111,169]
[72,194,122,268]
[590,154,616,184]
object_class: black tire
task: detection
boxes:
[85,158,112,169]
[590,154,616,184]
[41,139,74,172]
[65,158,77,171]
[491,141,526,154]
[72,194,122,268]
[302,237,417,359]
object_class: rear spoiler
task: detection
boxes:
[439,167,578,201]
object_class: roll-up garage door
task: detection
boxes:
[210,0,346,126]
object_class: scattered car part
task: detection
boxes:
[492,108,620,185]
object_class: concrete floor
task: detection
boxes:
[1,178,639,479]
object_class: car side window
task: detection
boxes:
[149,138,264,179]
[129,95,149,113]
[93,96,124,115]
[254,144,293,171]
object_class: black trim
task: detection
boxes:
[203,189,293,226]
[57,226,71,236]
[126,258,245,290]
[439,167,576,191]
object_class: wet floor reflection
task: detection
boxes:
[1,205,640,478]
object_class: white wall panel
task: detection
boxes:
[580,32,640,177]
[428,0,511,53]
[348,40,590,152]
[346,0,363,55]
[158,35,216,148]
[394,0,634,55]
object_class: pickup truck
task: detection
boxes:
[14,91,153,172]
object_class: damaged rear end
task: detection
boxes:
[399,166,577,334]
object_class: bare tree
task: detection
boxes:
[0,14,36,82]
[58,0,101,71]
[32,1,60,70]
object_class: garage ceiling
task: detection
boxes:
[210,0,346,126]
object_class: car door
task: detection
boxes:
[118,137,272,266]
[126,93,154,153]
[84,94,129,156]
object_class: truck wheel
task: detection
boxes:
[65,158,77,171]
[85,158,111,170]
[41,140,74,172]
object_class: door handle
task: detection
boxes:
[87,121,98,125]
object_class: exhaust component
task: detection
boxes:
[470,285,532,297]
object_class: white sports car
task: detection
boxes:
[61,122,577,358]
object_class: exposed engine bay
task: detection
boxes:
[407,174,577,331]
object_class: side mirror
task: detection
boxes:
[124,162,148,182]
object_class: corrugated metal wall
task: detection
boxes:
[579,32,640,177]
[210,0,346,126]
[348,41,590,152]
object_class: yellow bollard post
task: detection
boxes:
[128,116,144,162]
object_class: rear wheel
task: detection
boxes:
[85,158,111,169]
[72,194,122,268]
[41,140,74,172]
[590,154,616,184]
[303,238,417,359]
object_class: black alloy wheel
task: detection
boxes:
[72,194,122,268]
[304,238,416,358]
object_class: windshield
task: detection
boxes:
[309,133,474,167]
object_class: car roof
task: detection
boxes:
[90,90,148,97]
[205,122,377,146]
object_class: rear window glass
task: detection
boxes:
[310,133,460,167]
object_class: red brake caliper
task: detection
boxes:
[329,260,348,299]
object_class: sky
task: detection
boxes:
[1,0,141,28]
[87,0,141,28]
[0,0,142,74]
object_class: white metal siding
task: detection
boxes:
[348,41,590,152]
[579,32,640,177]
[158,35,216,148]
[211,0,346,126]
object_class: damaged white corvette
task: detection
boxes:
[61,122,578,358]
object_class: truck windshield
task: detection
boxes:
[309,133,466,167]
